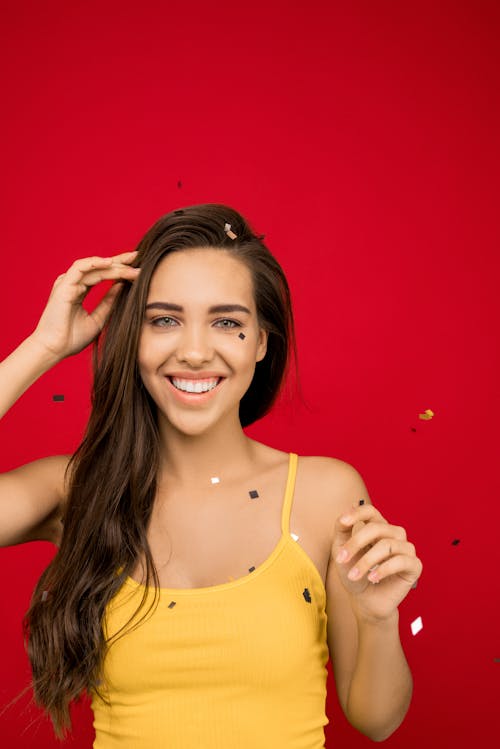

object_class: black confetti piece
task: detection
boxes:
[303,588,312,603]
[238,332,246,339]
[359,499,365,506]
[168,601,177,609]
[494,658,500,663]
[249,489,259,499]
[177,180,182,188]
[52,394,65,402]
[410,427,417,432]
[452,539,461,545]
[249,566,256,573]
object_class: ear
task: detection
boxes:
[256,327,268,362]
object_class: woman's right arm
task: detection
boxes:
[0,251,141,547]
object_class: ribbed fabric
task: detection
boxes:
[91,452,330,748]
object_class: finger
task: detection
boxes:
[339,504,387,528]
[63,264,140,290]
[109,250,139,264]
[88,282,124,330]
[344,539,415,582]
[344,522,408,558]
[366,550,423,585]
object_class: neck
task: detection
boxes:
[157,412,257,487]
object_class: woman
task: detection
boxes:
[0,204,422,747]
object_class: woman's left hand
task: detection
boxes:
[331,503,423,622]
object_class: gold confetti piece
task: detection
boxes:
[418,408,435,420]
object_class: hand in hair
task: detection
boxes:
[30,251,141,360]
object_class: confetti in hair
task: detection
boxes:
[224,222,237,240]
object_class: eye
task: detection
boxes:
[214,319,241,328]
[151,316,178,327]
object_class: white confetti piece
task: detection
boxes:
[411,616,423,635]
[290,532,299,541]
[210,477,220,484]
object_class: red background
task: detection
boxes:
[1,1,499,746]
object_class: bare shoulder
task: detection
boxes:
[296,455,371,543]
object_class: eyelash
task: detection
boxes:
[150,316,242,329]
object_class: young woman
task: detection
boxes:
[0,204,422,747]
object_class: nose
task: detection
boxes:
[175,325,214,366]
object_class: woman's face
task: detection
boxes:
[138,247,268,437]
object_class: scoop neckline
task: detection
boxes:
[124,452,296,596]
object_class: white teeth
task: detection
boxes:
[171,377,219,393]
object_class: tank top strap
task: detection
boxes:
[281,452,298,535]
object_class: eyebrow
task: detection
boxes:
[144,302,252,315]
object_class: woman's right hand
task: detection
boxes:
[30,251,141,361]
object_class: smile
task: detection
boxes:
[165,376,225,403]
[170,376,221,393]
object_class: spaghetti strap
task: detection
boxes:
[281,452,298,535]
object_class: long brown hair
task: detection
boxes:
[21,203,302,738]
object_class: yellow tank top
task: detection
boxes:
[91,453,330,748]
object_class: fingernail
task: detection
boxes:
[348,567,360,580]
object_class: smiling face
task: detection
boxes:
[137,247,268,437]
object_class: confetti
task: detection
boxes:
[249,566,256,572]
[418,409,434,420]
[238,332,246,339]
[291,532,299,541]
[303,588,312,603]
[52,394,65,402]
[411,616,423,635]
[451,539,460,545]
[168,601,177,609]
[249,489,259,499]
[224,222,237,240]
[177,180,182,188]
[41,590,49,601]
[210,477,220,484]
[359,499,365,506]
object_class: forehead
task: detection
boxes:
[147,248,255,303]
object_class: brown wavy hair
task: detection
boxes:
[19,203,303,738]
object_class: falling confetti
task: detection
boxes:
[303,588,312,603]
[52,394,65,402]
[238,332,246,339]
[210,477,220,484]
[418,409,434,420]
[411,616,423,635]
[248,489,259,499]
[41,590,49,601]
[177,180,182,188]
[451,539,461,545]
[291,533,299,541]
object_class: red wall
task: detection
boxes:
[1,1,498,746]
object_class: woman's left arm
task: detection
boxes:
[326,464,423,741]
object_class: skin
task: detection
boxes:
[137,248,268,485]
[0,247,423,740]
